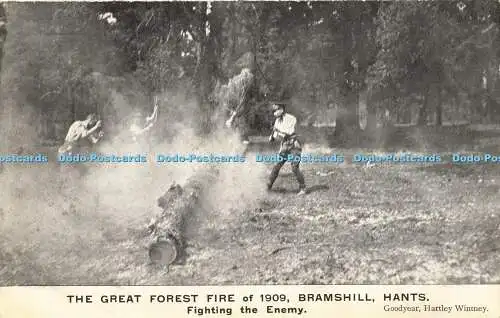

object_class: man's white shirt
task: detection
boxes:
[64,121,88,142]
[273,113,297,138]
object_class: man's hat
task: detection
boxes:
[270,100,287,110]
[270,100,286,105]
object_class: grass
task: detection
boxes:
[1,145,499,285]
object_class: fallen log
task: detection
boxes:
[147,168,220,265]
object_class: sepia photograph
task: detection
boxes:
[0,0,499,286]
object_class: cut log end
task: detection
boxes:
[148,238,178,265]
[148,170,219,265]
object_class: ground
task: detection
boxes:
[1,138,500,285]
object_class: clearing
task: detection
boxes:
[1,144,499,285]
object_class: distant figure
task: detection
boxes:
[267,102,307,195]
[221,68,254,144]
[225,111,250,145]
[58,113,103,156]
[129,100,159,142]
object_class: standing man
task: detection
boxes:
[222,68,254,145]
[267,102,307,195]
[129,100,159,143]
[58,113,103,156]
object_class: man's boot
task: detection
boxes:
[292,165,306,195]
[297,187,307,196]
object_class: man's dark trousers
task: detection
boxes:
[267,137,306,190]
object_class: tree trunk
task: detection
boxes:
[146,168,219,265]
[436,86,443,126]
[0,5,6,105]
[485,62,498,122]
[0,4,7,152]
[332,21,360,147]
[366,103,377,132]
[334,90,360,145]
[332,4,364,147]
[0,4,6,79]
[190,3,209,133]
[191,2,225,135]
[417,84,430,126]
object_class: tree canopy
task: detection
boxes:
[2,1,500,143]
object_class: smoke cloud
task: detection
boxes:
[0,3,273,284]
[0,76,269,285]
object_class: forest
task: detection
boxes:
[1,1,500,148]
[1,1,500,286]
